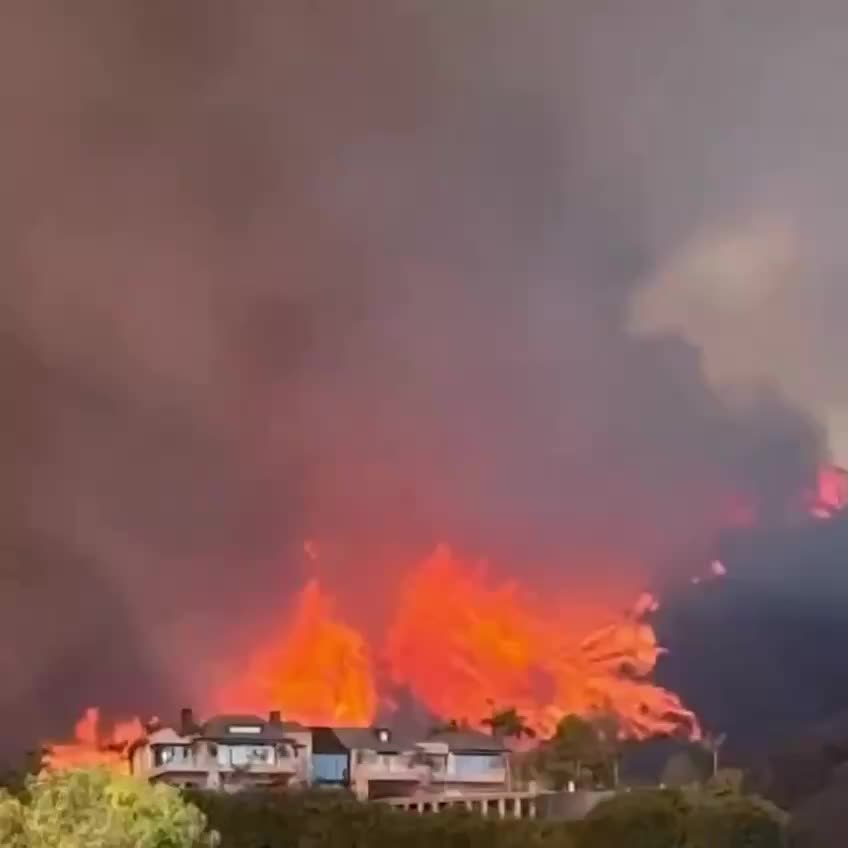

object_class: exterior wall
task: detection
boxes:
[133,734,301,790]
[349,749,429,801]
[442,753,507,785]
[382,791,539,819]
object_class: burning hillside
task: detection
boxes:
[216,545,697,740]
[45,462,848,771]
[44,544,700,770]
[42,708,142,773]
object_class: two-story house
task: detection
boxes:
[424,729,510,794]
[310,725,510,800]
[128,708,312,791]
[312,726,431,800]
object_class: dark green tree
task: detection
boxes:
[686,794,787,848]
[580,790,689,848]
[481,706,537,742]
[535,714,603,790]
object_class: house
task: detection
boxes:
[425,729,510,793]
[125,705,510,801]
[312,726,431,800]
[128,708,312,791]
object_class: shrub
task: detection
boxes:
[686,795,787,848]
[1,767,215,848]
[579,790,689,848]
[189,790,579,848]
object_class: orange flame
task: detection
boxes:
[387,546,698,739]
[217,579,377,725]
[43,707,143,772]
[50,545,698,756]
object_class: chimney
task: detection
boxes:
[180,707,196,736]
[269,710,281,724]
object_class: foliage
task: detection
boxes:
[481,706,537,741]
[189,786,790,848]
[661,751,704,788]
[685,794,788,848]
[190,789,577,848]
[534,715,610,790]
[0,767,215,848]
[0,749,45,797]
[579,789,689,848]
[578,788,787,848]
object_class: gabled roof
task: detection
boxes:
[427,729,507,753]
[200,714,303,742]
[311,727,418,754]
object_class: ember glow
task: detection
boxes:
[808,465,848,519]
[42,707,142,773]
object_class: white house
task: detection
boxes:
[128,709,312,791]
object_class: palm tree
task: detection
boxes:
[481,705,537,793]
[701,731,727,779]
[481,706,537,742]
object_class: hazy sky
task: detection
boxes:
[1,1,846,743]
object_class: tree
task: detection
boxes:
[536,715,603,790]
[686,794,788,848]
[481,706,537,742]
[700,732,727,779]
[0,767,216,847]
[581,789,689,848]
[591,713,623,789]
[661,751,704,789]
[0,749,45,796]
[480,706,536,792]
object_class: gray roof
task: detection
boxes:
[325,727,420,753]
[427,729,507,752]
[200,714,305,742]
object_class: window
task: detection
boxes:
[153,745,191,768]
[452,754,504,777]
[217,745,275,767]
[227,725,262,735]
[313,754,348,783]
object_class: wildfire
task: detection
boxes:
[216,579,377,726]
[42,707,143,773]
[49,545,699,761]
[386,546,698,739]
[808,465,848,519]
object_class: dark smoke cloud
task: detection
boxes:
[0,1,840,747]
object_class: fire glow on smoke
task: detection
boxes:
[40,468,848,771]
[219,545,697,740]
[44,546,702,772]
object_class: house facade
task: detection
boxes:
[127,708,508,800]
[311,725,509,800]
[128,709,312,791]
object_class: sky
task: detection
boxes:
[1,1,847,748]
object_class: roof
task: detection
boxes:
[311,727,419,754]
[426,730,507,753]
[199,714,303,742]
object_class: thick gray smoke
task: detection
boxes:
[1,1,841,747]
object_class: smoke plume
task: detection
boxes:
[1,1,843,749]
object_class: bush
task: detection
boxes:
[0,767,215,848]
[189,790,579,848]
[579,790,689,848]
[686,795,787,848]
